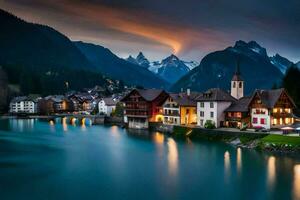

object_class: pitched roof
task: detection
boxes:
[225,96,251,112]
[11,96,39,103]
[102,97,117,106]
[196,88,236,102]
[169,92,202,106]
[249,88,296,108]
[135,89,165,101]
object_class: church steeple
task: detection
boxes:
[231,59,244,99]
[232,59,243,81]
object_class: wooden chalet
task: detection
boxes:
[248,88,296,129]
[121,89,168,129]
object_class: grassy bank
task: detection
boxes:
[173,126,268,144]
[258,135,300,152]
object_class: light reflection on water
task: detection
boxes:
[237,147,242,175]
[267,156,276,190]
[293,165,300,200]
[62,117,68,132]
[0,118,300,199]
[167,138,178,176]
[224,151,230,180]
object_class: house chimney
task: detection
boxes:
[187,88,191,96]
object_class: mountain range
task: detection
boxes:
[0,9,168,95]
[0,8,299,96]
[127,53,198,83]
[74,42,168,88]
[171,40,297,94]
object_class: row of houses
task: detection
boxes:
[121,66,297,130]
[9,92,119,116]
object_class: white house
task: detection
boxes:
[248,88,296,129]
[196,88,236,128]
[9,96,39,114]
[98,97,118,116]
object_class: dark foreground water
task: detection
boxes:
[0,119,300,200]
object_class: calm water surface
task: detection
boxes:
[0,118,300,200]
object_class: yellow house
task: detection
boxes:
[162,91,201,126]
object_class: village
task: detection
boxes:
[8,65,300,135]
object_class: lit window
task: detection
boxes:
[273,108,278,113]
[285,108,291,113]
[273,118,277,125]
[253,117,258,124]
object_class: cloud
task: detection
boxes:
[0,0,299,61]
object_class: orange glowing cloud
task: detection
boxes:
[63,3,183,54]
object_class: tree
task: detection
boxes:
[204,120,216,129]
[282,65,300,108]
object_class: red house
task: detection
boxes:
[121,89,168,129]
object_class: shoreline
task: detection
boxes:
[1,116,300,154]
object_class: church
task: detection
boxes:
[223,63,296,129]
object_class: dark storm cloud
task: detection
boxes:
[0,0,299,61]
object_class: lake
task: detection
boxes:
[0,118,299,200]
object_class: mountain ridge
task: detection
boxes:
[171,40,285,94]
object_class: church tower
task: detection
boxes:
[231,61,244,99]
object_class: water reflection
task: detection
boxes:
[293,165,300,199]
[267,156,276,190]
[62,117,68,132]
[9,119,35,132]
[237,148,242,174]
[153,132,164,144]
[167,138,178,176]
[224,151,230,180]
[111,125,121,139]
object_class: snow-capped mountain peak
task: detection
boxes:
[126,52,150,68]
[126,52,198,83]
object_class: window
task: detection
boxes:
[210,102,214,108]
[260,118,266,125]
[200,111,204,117]
[253,117,258,124]
[200,102,204,108]
[239,82,242,88]
[210,112,214,118]
[200,119,204,126]
[233,82,236,88]
[186,109,189,114]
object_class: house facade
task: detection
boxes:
[196,88,236,128]
[98,97,118,116]
[248,88,296,129]
[121,89,168,129]
[10,96,38,114]
[162,91,199,125]
[224,97,251,128]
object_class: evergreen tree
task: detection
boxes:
[282,65,300,108]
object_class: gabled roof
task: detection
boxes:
[136,89,165,101]
[11,96,39,103]
[168,92,202,107]
[225,96,251,112]
[248,88,296,108]
[196,88,236,102]
[102,97,118,106]
[121,89,166,102]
